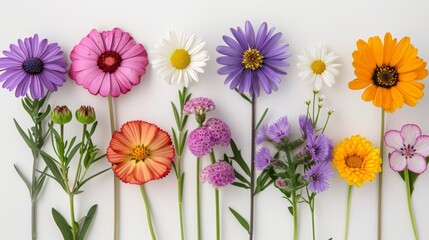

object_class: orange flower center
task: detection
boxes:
[98,51,122,73]
[372,65,398,88]
[130,145,149,161]
[242,48,264,70]
[345,155,363,168]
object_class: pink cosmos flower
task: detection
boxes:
[69,28,148,97]
[384,124,429,174]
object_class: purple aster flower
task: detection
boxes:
[255,147,272,170]
[183,97,216,115]
[255,123,268,145]
[205,118,231,147]
[200,161,235,188]
[299,115,314,137]
[187,127,215,157]
[216,21,291,97]
[0,34,67,99]
[305,162,333,193]
[306,133,333,162]
[267,116,290,143]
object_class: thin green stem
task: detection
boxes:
[404,169,419,240]
[314,106,322,126]
[344,186,353,240]
[249,97,256,240]
[321,113,331,134]
[69,194,77,240]
[309,193,316,240]
[140,185,157,240]
[377,109,385,240]
[196,157,201,240]
[292,190,298,240]
[210,152,220,240]
[31,199,36,240]
[72,125,87,192]
[108,95,119,240]
[312,92,316,126]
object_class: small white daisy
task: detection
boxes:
[151,31,209,87]
[297,45,341,90]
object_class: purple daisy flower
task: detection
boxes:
[305,162,333,193]
[255,123,269,145]
[0,34,67,99]
[306,133,333,162]
[216,21,291,97]
[183,97,216,115]
[205,118,231,147]
[255,147,272,170]
[187,127,215,157]
[200,161,235,188]
[299,115,314,137]
[267,116,290,143]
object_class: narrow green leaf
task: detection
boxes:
[79,168,110,188]
[65,137,77,156]
[234,89,252,104]
[229,207,249,233]
[288,206,293,216]
[78,205,98,240]
[52,208,73,240]
[182,115,189,131]
[89,121,98,136]
[234,170,250,186]
[231,182,250,189]
[184,92,192,104]
[33,167,48,199]
[40,151,65,190]
[255,108,269,130]
[66,142,83,165]
[171,128,179,151]
[13,164,31,193]
[230,139,250,176]
[179,130,188,156]
[36,105,51,123]
[13,119,36,149]
[171,102,180,128]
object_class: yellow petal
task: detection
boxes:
[397,58,426,73]
[349,78,371,90]
[397,82,424,98]
[390,86,405,109]
[362,85,377,101]
[390,37,410,66]
[398,72,417,82]
[368,36,384,67]
[383,32,397,65]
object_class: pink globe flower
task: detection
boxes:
[385,124,429,174]
[69,28,148,97]
[200,161,235,188]
[187,127,215,157]
[205,118,231,147]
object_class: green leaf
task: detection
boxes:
[171,102,180,128]
[33,167,48,200]
[77,205,98,240]
[52,208,73,240]
[171,128,179,151]
[229,139,250,176]
[88,121,98,137]
[13,119,36,149]
[229,207,249,233]
[13,164,31,193]
[288,206,293,216]
[234,170,250,186]
[234,89,252,104]
[231,182,250,189]
[79,168,110,189]
[399,170,419,195]
[255,108,269,130]
[36,105,51,123]
[179,130,188,156]
[40,151,66,191]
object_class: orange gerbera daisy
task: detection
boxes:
[349,33,428,112]
[107,120,175,184]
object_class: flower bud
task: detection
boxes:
[51,106,72,125]
[75,106,96,124]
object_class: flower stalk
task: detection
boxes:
[344,186,353,240]
[404,169,419,240]
[140,185,157,240]
[377,109,385,240]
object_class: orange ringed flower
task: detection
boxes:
[349,32,428,113]
[107,120,175,185]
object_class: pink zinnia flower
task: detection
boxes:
[385,124,429,174]
[69,28,148,97]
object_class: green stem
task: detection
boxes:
[210,152,220,240]
[72,125,87,191]
[196,157,201,240]
[312,91,316,126]
[310,197,315,240]
[377,109,385,240]
[140,185,157,240]
[344,186,353,240]
[31,199,36,240]
[108,95,119,240]
[404,169,419,240]
[292,190,298,240]
[249,96,256,240]
[69,194,77,240]
[321,113,331,134]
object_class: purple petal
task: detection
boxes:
[2,70,25,90]
[216,45,242,57]
[400,124,421,146]
[255,22,268,49]
[217,64,242,75]
[384,130,403,150]
[261,66,282,83]
[260,32,282,56]
[264,59,290,67]
[223,68,242,84]
[217,56,242,65]
[257,70,272,94]
[222,36,242,52]
[266,64,287,75]
[389,151,407,172]
[0,57,22,68]
[15,75,30,97]
[407,154,427,174]
[252,71,260,96]
[245,21,255,48]
[3,50,24,62]
[35,39,48,59]
[229,71,244,90]
[231,27,248,50]
[9,44,27,60]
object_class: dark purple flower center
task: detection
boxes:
[400,144,416,159]
[372,65,398,88]
[22,57,44,75]
[97,51,122,73]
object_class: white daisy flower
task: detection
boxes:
[297,44,341,91]
[151,31,209,87]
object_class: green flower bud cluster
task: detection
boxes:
[51,105,96,125]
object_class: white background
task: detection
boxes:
[1,0,429,239]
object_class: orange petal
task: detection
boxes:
[395,84,419,106]
[368,36,384,66]
[397,58,426,73]
[349,78,371,90]
[107,147,132,163]
[398,72,418,82]
[397,82,424,98]
[390,86,405,109]
[383,33,397,65]
[141,123,158,146]
[144,158,169,179]
[356,40,377,67]
[373,87,383,107]
[381,88,393,111]
[121,121,142,145]
[396,44,418,68]
[147,129,172,150]
[113,161,137,184]
[390,37,410,66]
[362,85,377,101]
[416,68,428,79]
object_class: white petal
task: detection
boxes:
[384,130,403,150]
[314,75,322,90]
[326,66,340,75]
[324,52,340,63]
[321,73,335,87]
[184,33,195,51]
[414,135,429,156]
[407,154,427,174]
[401,124,422,146]
[389,151,407,172]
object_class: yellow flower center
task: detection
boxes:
[242,48,264,70]
[310,60,326,74]
[170,49,191,69]
[372,65,398,88]
[345,155,363,168]
[131,145,149,161]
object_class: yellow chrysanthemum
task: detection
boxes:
[349,33,428,113]
[333,135,382,187]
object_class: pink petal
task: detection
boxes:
[102,30,114,51]
[384,130,403,150]
[400,124,421,146]
[121,44,146,59]
[88,29,106,52]
[88,72,105,96]
[407,154,427,174]
[99,73,111,97]
[70,59,97,72]
[118,39,135,55]
[113,71,132,93]
[113,29,131,53]
[70,45,99,60]
[414,135,429,156]
[109,74,121,97]
[111,28,125,52]
[389,151,407,172]
[117,67,141,85]
[75,66,102,85]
